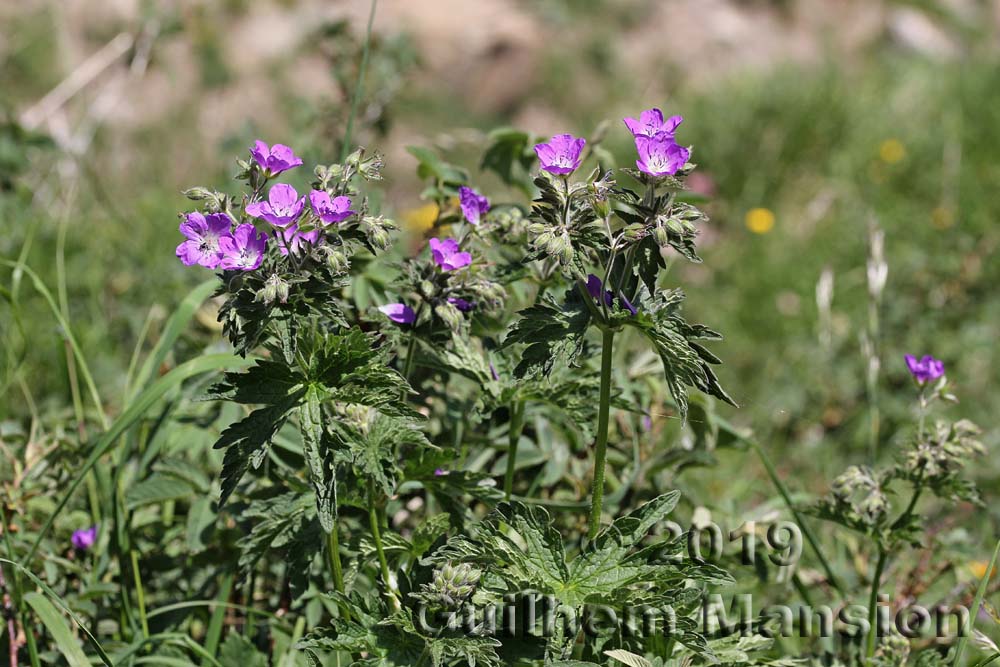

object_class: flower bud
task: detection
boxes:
[653,224,670,247]
[183,186,215,201]
[420,280,437,299]
[434,301,463,332]
[325,247,350,274]
[621,222,645,241]
[359,151,384,181]
[362,216,392,251]
[255,274,289,305]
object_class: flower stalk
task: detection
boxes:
[368,481,401,612]
[587,327,616,540]
[504,400,526,500]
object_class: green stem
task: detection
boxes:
[130,549,150,639]
[326,527,351,621]
[368,481,401,612]
[340,0,377,162]
[504,401,526,501]
[748,438,845,595]
[587,328,615,540]
[865,547,888,660]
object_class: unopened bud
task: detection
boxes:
[434,301,463,332]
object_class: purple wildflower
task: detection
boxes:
[176,212,231,268]
[245,184,305,228]
[586,274,614,307]
[620,293,637,316]
[489,362,500,381]
[905,354,945,384]
[434,468,448,476]
[635,135,690,177]
[310,190,355,224]
[379,303,416,325]
[623,108,683,138]
[533,133,586,175]
[429,238,472,271]
[72,526,97,551]
[447,296,474,312]
[458,186,490,225]
[249,140,303,176]
[586,273,637,314]
[641,415,653,432]
[219,224,267,271]
[276,224,321,256]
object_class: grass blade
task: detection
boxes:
[1,560,113,666]
[0,258,109,428]
[954,539,1000,666]
[23,353,252,564]
[129,278,216,399]
[24,592,92,667]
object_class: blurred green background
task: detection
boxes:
[2,0,998,538]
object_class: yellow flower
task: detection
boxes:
[879,138,906,164]
[970,560,996,580]
[931,206,955,230]
[745,207,775,234]
[401,202,440,233]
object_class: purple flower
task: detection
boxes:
[379,303,416,324]
[458,186,490,225]
[489,362,500,381]
[310,190,355,224]
[623,108,683,138]
[176,212,231,269]
[635,135,690,177]
[245,184,305,228]
[434,468,448,476]
[72,526,97,551]
[585,274,637,315]
[249,140,303,176]
[641,415,653,432]
[905,354,945,384]
[276,224,321,256]
[586,274,613,307]
[429,238,472,271]
[447,296,474,312]
[219,224,267,271]
[619,293,637,316]
[533,133,586,175]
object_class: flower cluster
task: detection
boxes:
[379,233,485,329]
[176,141,358,271]
[624,108,690,177]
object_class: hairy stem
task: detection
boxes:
[865,547,888,660]
[326,527,351,621]
[504,401,526,501]
[368,481,401,612]
[587,328,615,540]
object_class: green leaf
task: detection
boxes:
[503,289,591,379]
[628,289,735,419]
[406,145,468,184]
[25,592,92,667]
[217,633,268,667]
[125,472,197,510]
[216,402,295,506]
[300,386,337,532]
[605,649,653,667]
[480,127,537,197]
